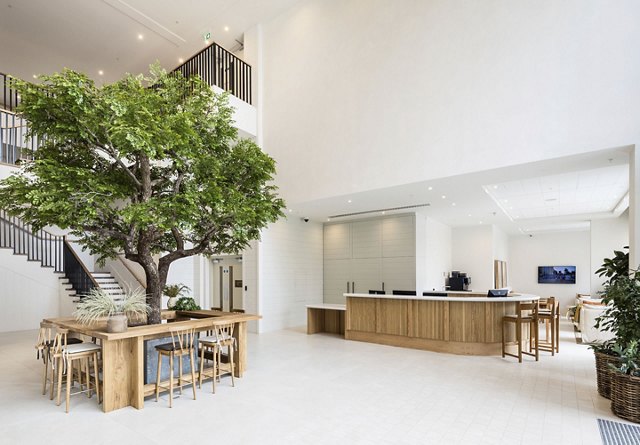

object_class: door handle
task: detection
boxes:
[382,282,385,292]
[347,281,350,293]
[352,281,355,293]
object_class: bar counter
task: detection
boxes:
[344,292,539,355]
[44,310,260,412]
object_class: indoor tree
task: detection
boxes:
[0,64,284,324]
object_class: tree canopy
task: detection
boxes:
[0,64,285,323]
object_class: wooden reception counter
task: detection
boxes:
[345,292,539,355]
[44,310,260,412]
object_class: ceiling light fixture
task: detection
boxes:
[178,57,184,63]
[32,74,37,79]
[288,209,293,213]
[451,203,456,206]
[493,185,498,189]
[441,195,446,199]
[224,26,229,32]
[138,33,144,40]
[479,221,483,224]
[428,186,433,191]
[468,214,472,217]
[98,70,104,76]
[347,199,352,203]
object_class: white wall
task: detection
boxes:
[509,231,590,312]
[257,216,323,332]
[424,217,452,291]
[451,225,494,291]
[590,213,629,295]
[0,248,60,332]
[250,0,640,205]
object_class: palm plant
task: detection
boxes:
[163,284,190,299]
[74,287,150,325]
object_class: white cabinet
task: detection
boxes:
[324,223,351,260]
[352,220,382,259]
[382,257,416,292]
[382,215,415,257]
[323,214,416,303]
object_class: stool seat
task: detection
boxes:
[63,342,101,354]
[199,334,232,344]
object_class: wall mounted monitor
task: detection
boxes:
[538,266,576,284]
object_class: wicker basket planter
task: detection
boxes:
[611,371,640,423]
[595,350,620,399]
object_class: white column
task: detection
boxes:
[630,145,640,270]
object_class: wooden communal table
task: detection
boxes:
[44,310,260,413]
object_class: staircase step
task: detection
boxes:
[91,272,113,277]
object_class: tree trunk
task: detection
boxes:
[145,268,163,325]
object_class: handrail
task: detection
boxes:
[1,72,19,112]
[0,209,64,272]
[172,40,252,104]
[63,237,99,296]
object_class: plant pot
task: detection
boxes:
[107,313,128,333]
[611,371,640,423]
[167,297,178,309]
[595,350,620,399]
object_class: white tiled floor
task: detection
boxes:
[0,320,618,444]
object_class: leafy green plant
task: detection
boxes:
[595,269,640,351]
[172,297,201,311]
[74,287,149,325]
[163,284,190,299]
[0,64,285,324]
[610,341,640,377]
[596,246,629,285]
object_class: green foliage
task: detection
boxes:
[596,246,629,286]
[0,64,285,323]
[0,64,284,262]
[172,297,201,311]
[595,269,640,350]
[74,287,149,325]
[163,283,190,299]
[610,341,640,377]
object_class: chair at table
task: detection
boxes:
[198,322,236,393]
[50,328,101,413]
[502,301,539,363]
[538,297,559,355]
[154,327,197,408]
[35,322,82,398]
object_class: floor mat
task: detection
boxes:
[598,418,640,445]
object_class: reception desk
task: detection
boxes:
[345,292,539,355]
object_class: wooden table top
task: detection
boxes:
[44,310,260,341]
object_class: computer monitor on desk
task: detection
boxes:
[487,289,509,298]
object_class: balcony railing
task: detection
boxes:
[1,72,19,112]
[173,41,252,104]
[0,108,37,165]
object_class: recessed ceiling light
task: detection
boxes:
[224,26,229,32]
[493,185,498,189]
[178,57,184,63]
[32,74,37,79]
[138,33,144,40]
[288,209,293,213]
[98,70,104,76]
[327,218,331,221]
[503,199,508,203]
[347,199,352,203]
[479,221,483,224]
[441,195,446,199]
[428,186,433,191]
[468,214,472,217]
[381,211,386,215]
[451,203,456,206]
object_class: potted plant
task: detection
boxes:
[74,287,150,333]
[610,341,640,423]
[164,284,190,309]
[172,297,201,311]
[592,247,630,398]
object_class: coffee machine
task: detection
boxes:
[448,271,471,291]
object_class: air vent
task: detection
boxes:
[329,203,430,219]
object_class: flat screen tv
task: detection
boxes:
[538,266,576,284]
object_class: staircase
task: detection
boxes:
[91,272,126,299]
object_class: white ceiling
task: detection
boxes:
[289,147,632,235]
[0,0,302,83]
[484,165,629,221]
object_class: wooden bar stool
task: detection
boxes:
[538,297,559,355]
[154,327,197,408]
[198,322,236,393]
[51,329,101,413]
[502,301,539,362]
[35,322,82,398]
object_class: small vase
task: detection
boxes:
[107,313,128,333]
[167,296,178,309]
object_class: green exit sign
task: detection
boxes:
[204,32,211,41]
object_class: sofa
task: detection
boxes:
[571,294,615,344]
